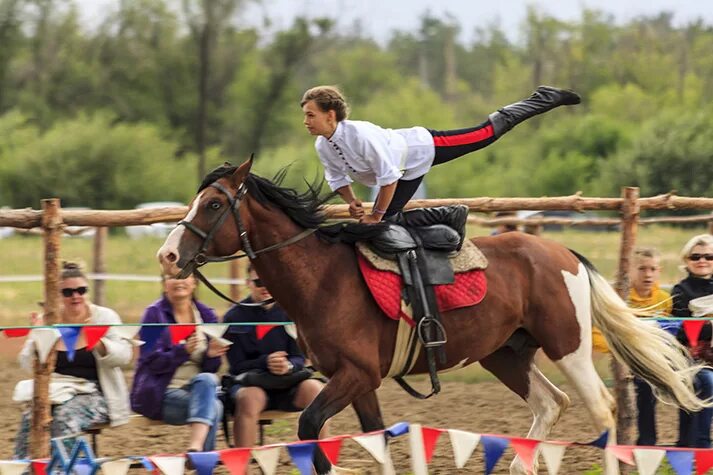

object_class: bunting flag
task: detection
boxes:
[186,452,219,475]
[31,460,48,475]
[317,438,343,465]
[58,326,81,361]
[510,437,540,473]
[284,324,298,340]
[633,448,666,475]
[168,325,196,345]
[408,423,427,475]
[0,461,30,475]
[683,320,705,349]
[447,429,480,469]
[139,326,165,352]
[256,325,277,340]
[29,328,61,364]
[220,448,250,475]
[286,443,316,475]
[666,450,694,475]
[111,326,143,346]
[100,458,131,475]
[84,326,109,350]
[696,450,713,475]
[580,430,608,449]
[201,324,231,346]
[385,422,409,438]
[353,433,387,464]
[4,328,30,338]
[150,456,185,475]
[140,457,155,472]
[606,445,634,465]
[539,443,567,475]
[382,446,396,475]
[420,427,444,463]
[481,435,509,475]
[252,447,281,475]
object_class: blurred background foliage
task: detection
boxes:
[0,0,712,208]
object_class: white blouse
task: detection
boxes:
[315,120,435,190]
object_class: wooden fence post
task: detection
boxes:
[612,187,639,453]
[229,259,243,301]
[708,212,713,235]
[93,227,107,306]
[31,199,62,458]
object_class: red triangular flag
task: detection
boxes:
[607,445,635,465]
[683,320,705,349]
[220,448,251,474]
[4,328,30,338]
[83,325,109,350]
[318,438,344,465]
[256,325,277,340]
[697,450,713,475]
[510,437,540,472]
[169,324,196,345]
[32,459,48,475]
[422,426,445,464]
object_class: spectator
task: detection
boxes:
[491,211,519,235]
[13,261,132,458]
[131,273,227,452]
[223,263,326,447]
[672,234,713,448]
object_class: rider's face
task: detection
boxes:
[302,100,337,138]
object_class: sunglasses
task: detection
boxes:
[689,254,713,262]
[251,278,265,288]
[61,286,88,297]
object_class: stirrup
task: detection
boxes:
[417,317,447,348]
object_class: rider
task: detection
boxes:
[301,85,580,224]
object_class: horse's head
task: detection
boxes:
[158,157,254,278]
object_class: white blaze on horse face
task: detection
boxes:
[158,190,205,265]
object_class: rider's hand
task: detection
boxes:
[360,213,383,224]
[348,199,365,219]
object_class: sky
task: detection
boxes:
[76,0,713,44]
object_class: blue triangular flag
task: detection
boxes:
[139,326,165,353]
[141,456,155,471]
[58,326,81,362]
[386,422,409,438]
[187,451,219,475]
[582,430,609,449]
[666,450,694,475]
[481,435,509,475]
[287,442,316,475]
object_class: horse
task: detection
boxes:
[157,157,707,475]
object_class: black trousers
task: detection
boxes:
[384,119,497,216]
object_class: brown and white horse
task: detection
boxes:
[158,158,706,474]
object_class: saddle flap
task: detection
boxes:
[366,224,417,256]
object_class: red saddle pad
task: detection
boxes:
[357,252,487,321]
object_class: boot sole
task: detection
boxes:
[536,85,581,105]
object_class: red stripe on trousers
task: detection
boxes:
[432,124,494,147]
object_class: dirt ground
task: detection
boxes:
[0,339,683,474]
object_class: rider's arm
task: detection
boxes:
[371,181,398,216]
[336,184,358,204]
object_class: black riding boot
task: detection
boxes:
[488,85,581,137]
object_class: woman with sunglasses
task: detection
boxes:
[14,261,133,458]
[131,273,227,453]
[672,234,713,448]
[301,84,580,223]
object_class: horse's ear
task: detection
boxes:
[230,154,254,188]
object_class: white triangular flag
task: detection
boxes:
[540,443,567,475]
[151,456,185,475]
[0,461,31,475]
[447,429,480,469]
[353,433,386,464]
[29,328,61,363]
[112,326,144,346]
[633,448,666,475]
[252,446,281,475]
[101,459,132,475]
[200,324,232,346]
[285,324,298,340]
[408,423,428,475]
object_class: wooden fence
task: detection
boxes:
[2,188,713,458]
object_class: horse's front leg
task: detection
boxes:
[299,366,378,475]
[351,390,384,432]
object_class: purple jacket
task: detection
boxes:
[130,296,221,420]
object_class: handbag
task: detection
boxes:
[232,367,314,391]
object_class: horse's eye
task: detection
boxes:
[209,201,221,210]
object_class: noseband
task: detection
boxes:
[177,181,316,306]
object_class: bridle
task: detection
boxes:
[177,180,316,307]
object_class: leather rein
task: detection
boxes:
[177,181,316,307]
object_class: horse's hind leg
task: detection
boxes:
[481,346,570,475]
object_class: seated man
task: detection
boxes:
[223,263,327,446]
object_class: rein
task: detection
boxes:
[177,181,317,307]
